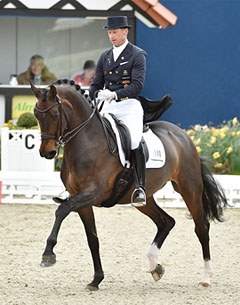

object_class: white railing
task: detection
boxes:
[154,175,240,208]
[0,171,239,207]
[0,171,65,204]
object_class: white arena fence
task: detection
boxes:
[0,127,239,207]
[0,171,239,208]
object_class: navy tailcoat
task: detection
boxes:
[89,43,147,101]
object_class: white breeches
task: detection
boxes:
[100,98,144,149]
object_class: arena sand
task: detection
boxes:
[0,203,239,305]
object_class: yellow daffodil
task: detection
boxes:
[232,117,239,127]
[214,162,222,168]
[186,129,194,136]
[210,136,216,144]
[194,138,201,145]
[213,152,221,159]
[227,147,233,154]
[196,146,202,153]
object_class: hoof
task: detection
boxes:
[86,284,99,291]
[40,254,56,267]
[151,264,165,281]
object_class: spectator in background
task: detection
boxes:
[17,54,57,85]
[73,60,96,87]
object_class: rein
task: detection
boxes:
[34,94,96,147]
[35,89,117,156]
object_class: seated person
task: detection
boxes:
[17,54,57,85]
[73,60,96,86]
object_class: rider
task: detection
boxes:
[89,16,147,206]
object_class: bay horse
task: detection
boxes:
[31,80,227,291]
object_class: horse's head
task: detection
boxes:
[31,82,72,159]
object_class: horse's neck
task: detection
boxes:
[64,111,107,155]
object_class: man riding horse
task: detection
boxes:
[89,16,147,207]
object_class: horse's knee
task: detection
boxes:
[55,203,71,218]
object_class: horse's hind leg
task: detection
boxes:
[78,207,104,291]
[172,181,212,287]
[41,203,71,267]
[137,196,175,281]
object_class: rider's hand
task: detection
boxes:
[98,89,117,103]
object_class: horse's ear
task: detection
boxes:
[30,81,40,98]
[49,85,57,98]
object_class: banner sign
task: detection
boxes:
[12,95,36,120]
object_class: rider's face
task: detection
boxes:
[107,28,128,47]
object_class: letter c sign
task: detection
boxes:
[25,134,35,149]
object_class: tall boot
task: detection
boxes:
[131,144,146,207]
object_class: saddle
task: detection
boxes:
[140,94,173,124]
[100,94,173,208]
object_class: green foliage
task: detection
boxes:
[16,112,38,129]
[186,117,240,174]
[55,146,63,171]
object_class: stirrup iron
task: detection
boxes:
[131,187,146,207]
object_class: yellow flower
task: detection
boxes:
[213,152,221,159]
[193,124,202,131]
[194,138,201,145]
[227,147,233,154]
[219,131,226,139]
[220,126,229,133]
[196,146,202,153]
[212,128,220,136]
[186,129,194,136]
[232,117,239,127]
[57,153,63,159]
[214,162,222,169]
[210,136,216,144]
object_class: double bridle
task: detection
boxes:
[34,94,97,148]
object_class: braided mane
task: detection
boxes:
[52,79,85,94]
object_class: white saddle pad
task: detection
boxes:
[103,114,166,168]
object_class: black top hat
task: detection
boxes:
[103,16,131,30]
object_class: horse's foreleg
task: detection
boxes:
[137,196,175,281]
[78,207,104,291]
[41,203,71,267]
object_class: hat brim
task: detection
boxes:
[103,25,131,30]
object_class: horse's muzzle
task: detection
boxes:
[40,150,57,159]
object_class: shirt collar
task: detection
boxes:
[113,39,129,61]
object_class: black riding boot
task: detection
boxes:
[131,145,146,207]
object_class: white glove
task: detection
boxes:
[98,89,117,103]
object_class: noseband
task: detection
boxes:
[34,93,96,146]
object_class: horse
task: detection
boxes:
[31,79,227,291]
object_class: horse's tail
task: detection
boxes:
[200,157,228,222]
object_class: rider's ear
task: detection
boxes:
[49,85,57,98]
[30,80,40,98]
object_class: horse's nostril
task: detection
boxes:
[45,150,57,159]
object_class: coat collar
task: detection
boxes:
[105,43,133,71]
